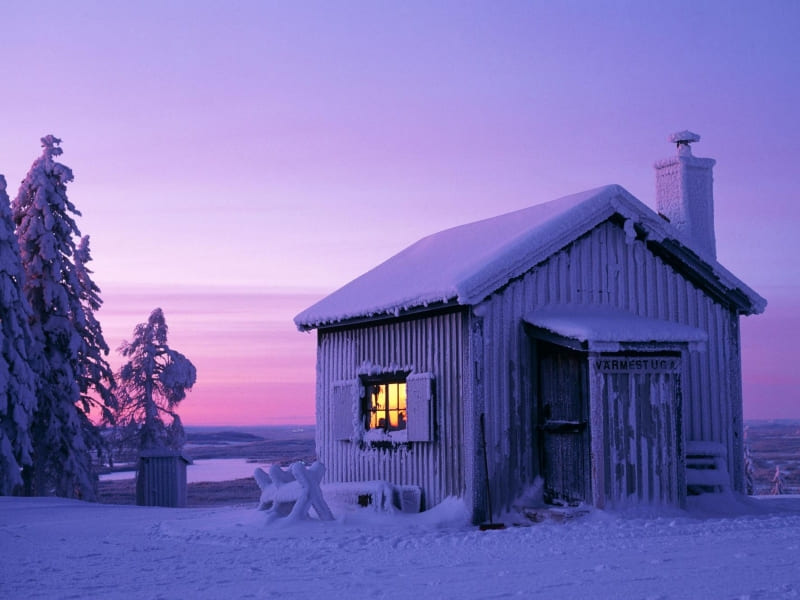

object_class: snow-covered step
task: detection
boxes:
[686,441,731,495]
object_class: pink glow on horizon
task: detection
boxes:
[99,288,321,426]
[92,284,795,426]
[741,289,800,421]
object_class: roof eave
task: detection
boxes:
[646,238,766,316]
[296,299,464,332]
[295,185,766,330]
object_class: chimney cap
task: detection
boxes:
[668,130,701,146]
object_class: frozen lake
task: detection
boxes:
[100,458,270,483]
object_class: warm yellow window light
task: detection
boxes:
[368,381,407,431]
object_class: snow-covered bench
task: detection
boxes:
[254,461,334,522]
[686,441,731,495]
[254,465,423,518]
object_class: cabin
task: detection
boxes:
[295,132,765,522]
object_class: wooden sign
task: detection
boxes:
[592,355,680,373]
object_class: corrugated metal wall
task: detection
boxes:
[477,220,743,516]
[135,455,188,508]
[316,310,467,509]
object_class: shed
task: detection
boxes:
[295,132,765,521]
[135,451,192,508]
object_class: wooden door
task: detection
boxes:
[593,354,683,506]
[537,344,589,504]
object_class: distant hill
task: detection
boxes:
[181,426,315,461]
[185,431,265,445]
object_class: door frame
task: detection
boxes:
[527,323,687,508]
[538,341,591,504]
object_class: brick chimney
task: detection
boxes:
[654,131,717,258]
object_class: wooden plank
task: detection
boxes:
[331,380,358,441]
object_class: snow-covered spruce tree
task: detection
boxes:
[771,465,786,495]
[0,175,38,495]
[74,236,116,417]
[73,234,117,468]
[114,308,196,452]
[743,428,755,495]
[12,135,115,499]
[744,447,755,495]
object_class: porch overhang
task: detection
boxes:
[523,306,707,353]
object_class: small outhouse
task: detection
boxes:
[295,132,765,521]
[135,451,192,508]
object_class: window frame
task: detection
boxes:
[361,372,409,434]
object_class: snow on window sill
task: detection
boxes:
[362,428,410,450]
[364,428,408,443]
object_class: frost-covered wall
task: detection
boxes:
[315,310,467,509]
[314,217,745,519]
[475,219,743,516]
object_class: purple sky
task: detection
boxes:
[1,2,798,423]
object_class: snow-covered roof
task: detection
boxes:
[524,306,708,352]
[295,184,766,330]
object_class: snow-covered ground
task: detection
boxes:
[2,493,800,600]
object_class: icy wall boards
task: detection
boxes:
[316,309,467,510]
[475,219,744,517]
[313,217,746,520]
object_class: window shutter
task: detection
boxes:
[332,380,358,441]
[406,373,434,442]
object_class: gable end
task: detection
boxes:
[647,238,760,315]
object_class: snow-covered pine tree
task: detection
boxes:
[744,447,755,495]
[771,465,786,495]
[73,234,117,468]
[12,135,115,499]
[0,175,38,495]
[743,427,755,495]
[114,308,196,452]
[74,236,116,416]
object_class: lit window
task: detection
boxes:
[365,378,407,432]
